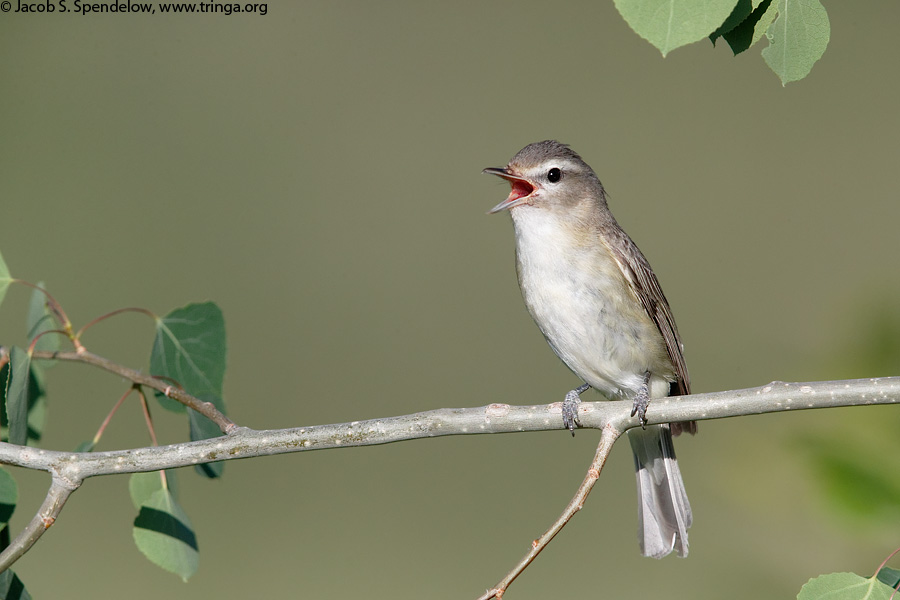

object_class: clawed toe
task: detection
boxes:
[562,383,590,436]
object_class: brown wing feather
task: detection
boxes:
[605,227,696,434]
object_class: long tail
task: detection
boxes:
[627,424,692,558]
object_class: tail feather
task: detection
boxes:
[627,424,692,558]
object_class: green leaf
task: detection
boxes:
[798,572,895,600]
[129,470,179,510]
[0,362,7,435]
[709,0,752,45]
[614,0,739,56]
[150,303,228,478]
[0,250,11,313]
[150,302,227,415]
[25,364,47,443]
[2,358,48,444]
[0,467,18,530]
[0,569,31,600]
[189,406,225,478]
[722,0,778,54]
[876,567,900,591]
[5,348,31,446]
[133,488,198,581]
[26,282,61,357]
[761,0,830,85]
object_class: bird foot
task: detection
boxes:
[562,383,590,436]
[630,372,651,428]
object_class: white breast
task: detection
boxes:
[510,206,672,399]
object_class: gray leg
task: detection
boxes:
[562,383,591,436]
[630,371,652,428]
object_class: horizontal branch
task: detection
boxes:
[0,376,896,575]
[0,377,897,483]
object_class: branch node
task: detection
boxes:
[485,404,511,417]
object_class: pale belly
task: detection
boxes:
[513,213,673,400]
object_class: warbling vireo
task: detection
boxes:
[484,140,695,559]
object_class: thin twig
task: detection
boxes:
[0,474,79,572]
[32,349,236,434]
[476,422,622,600]
[137,387,159,447]
[135,388,169,490]
[91,386,135,447]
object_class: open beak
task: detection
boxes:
[483,167,535,214]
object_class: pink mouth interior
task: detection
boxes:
[508,178,534,201]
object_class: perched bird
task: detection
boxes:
[484,140,695,558]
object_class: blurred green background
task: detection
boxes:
[1,2,899,598]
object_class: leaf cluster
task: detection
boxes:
[0,250,229,589]
[614,0,830,84]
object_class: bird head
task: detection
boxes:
[483,140,605,214]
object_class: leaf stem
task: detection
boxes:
[91,386,135,447]
[12,281,77,348]
[75,307,157,342]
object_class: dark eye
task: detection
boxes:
[547,168,561,183]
